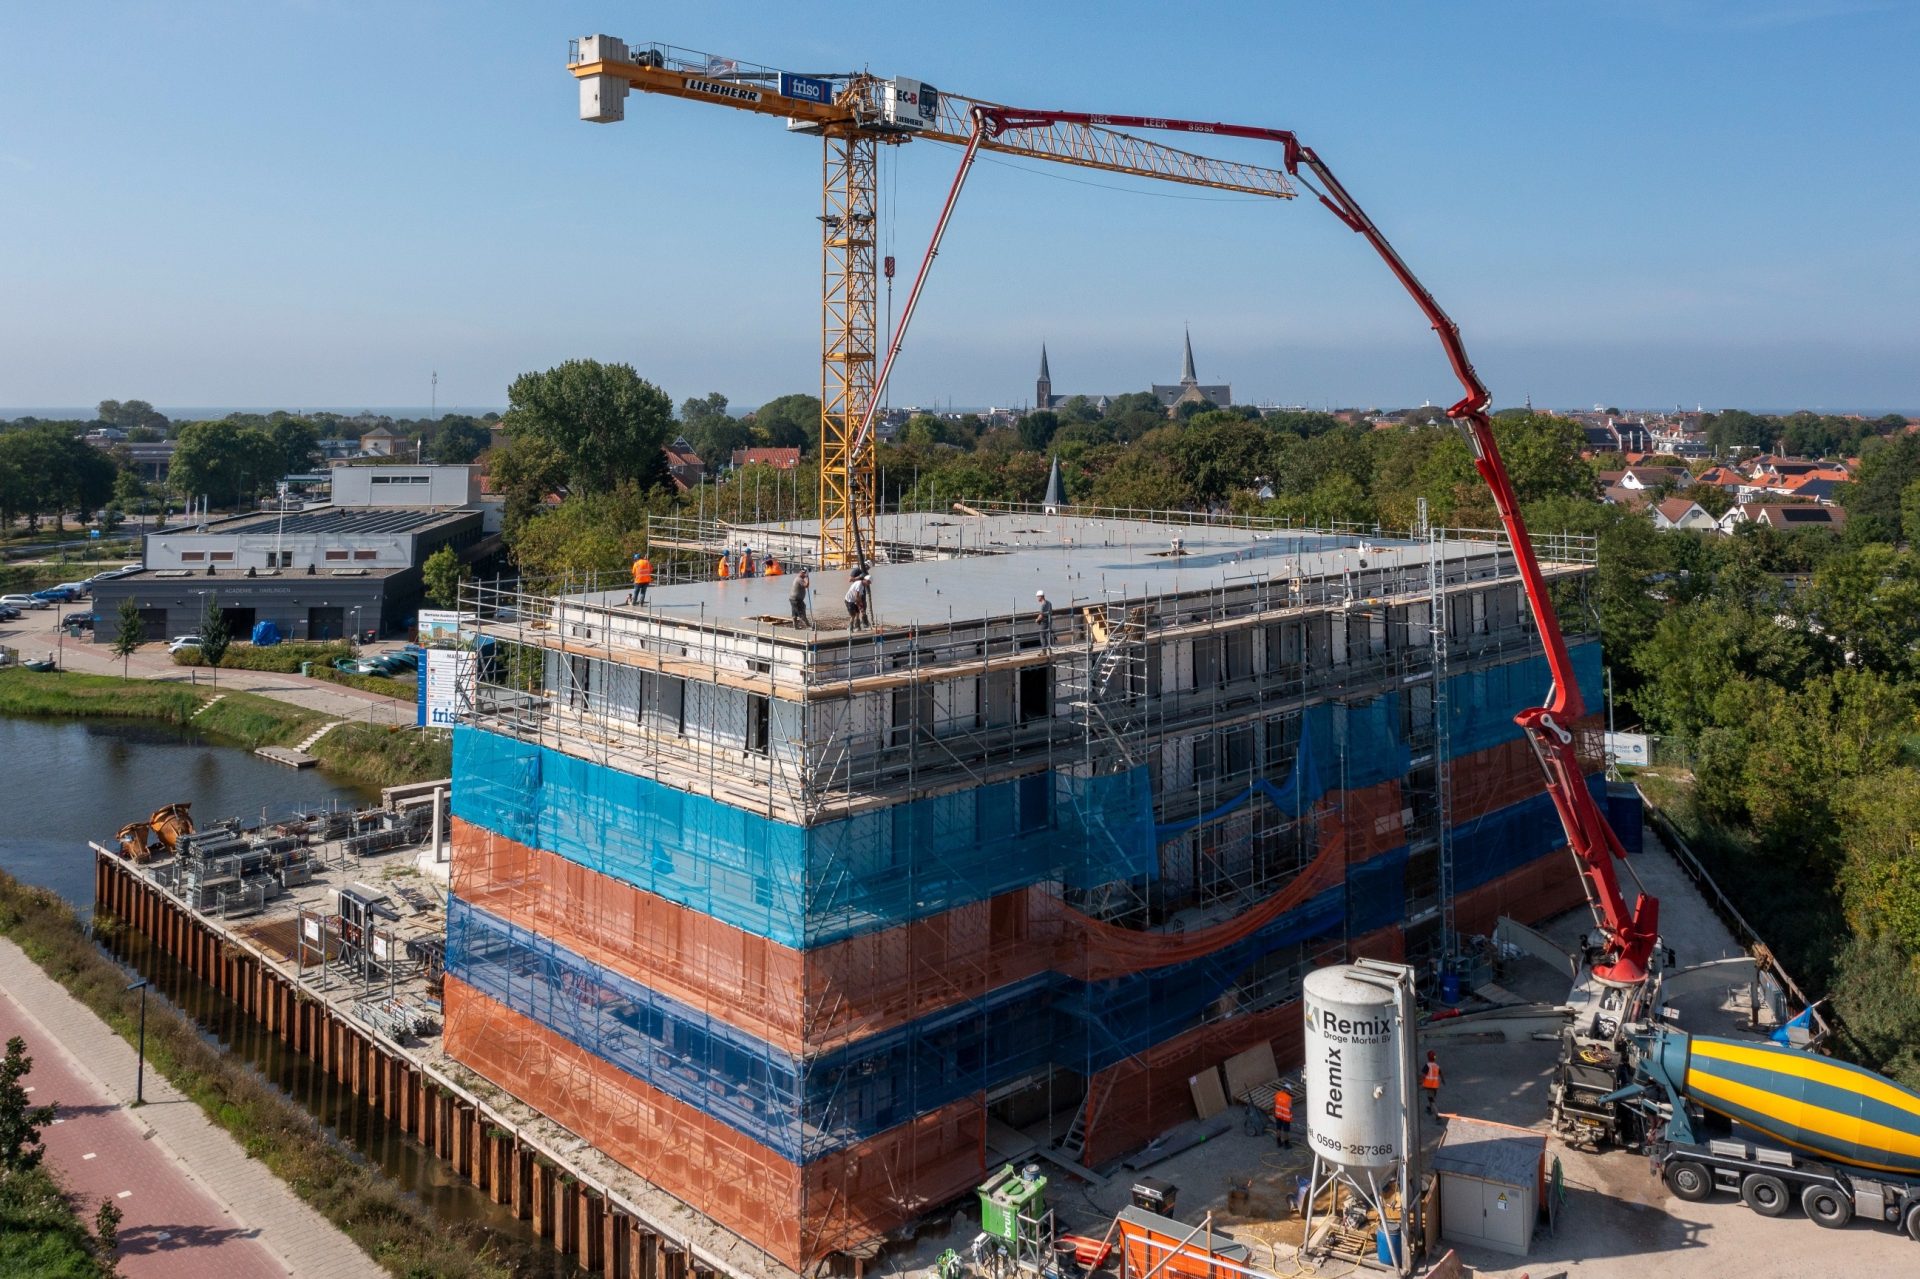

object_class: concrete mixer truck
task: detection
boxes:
[1624,1026,1920,1240]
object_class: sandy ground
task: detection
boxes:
[881,825,1918,1279]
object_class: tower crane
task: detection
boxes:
[568,36,1296,569]
[571,32,1663,1140]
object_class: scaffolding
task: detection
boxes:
[443,509,1602,1272]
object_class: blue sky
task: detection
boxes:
[2,1,1914,414]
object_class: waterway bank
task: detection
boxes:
[0,668,448,790]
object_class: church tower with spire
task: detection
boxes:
[1035,343,1053,411]
[1152,327,1232,414]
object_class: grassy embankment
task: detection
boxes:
[0,872,520,1279]
[0,1164,100,1279]
[0,669,446,785]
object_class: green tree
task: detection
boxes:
[504,359,675,495]
[430,416,493,465]
[678,391,749,471]
[1808,543,1920,677]
[1703,409,1775,453]
[0,1036,57,1173]
[1015,410,1059,453]
[95,1197,123,1279]
[169,420,279,507]
[1831,932,1920,1089]
[421,545,470,609]
[749,393,820,453]
[267,417,319,476]
[1838,432,1920,543]
[110,600,145,679]
[197,595,231,687]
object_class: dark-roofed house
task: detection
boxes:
[663,437,704,491]
[1652,497,1716,531]
[1718,502,1848,534]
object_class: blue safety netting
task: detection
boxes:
[449,641,1606,1160]
[454,728,1159,948]
[1447,639,1604,755]
[449,879,1353,1162]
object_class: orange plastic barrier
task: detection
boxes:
[444,975,986,1271]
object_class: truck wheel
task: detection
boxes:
[1665,1160,1714,1203]
[1801,1184,1851,1228]
[1905,1200,1920,1241]
[1741,1172,1791,1217]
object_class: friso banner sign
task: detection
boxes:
[779,72,832,105]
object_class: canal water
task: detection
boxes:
[0,714,572,1276]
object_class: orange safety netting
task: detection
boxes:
[1073,920,1406,1167]
[1453,854,1590,939]
[454,788,1403,1053]
[444,975,986,1273]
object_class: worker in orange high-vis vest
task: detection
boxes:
[1422,1050,1443,1116]
[629,554,653,605]
[717,551,732,580]
[1273,1088,1294,1149]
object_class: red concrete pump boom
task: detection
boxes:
[877,104,1661,986]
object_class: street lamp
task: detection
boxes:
[125,978,149,1104]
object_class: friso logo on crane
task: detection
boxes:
[685,77,762,105]
[779,73,832,105]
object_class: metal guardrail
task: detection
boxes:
[1638,789,1831,1043]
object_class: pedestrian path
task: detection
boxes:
[188,693,227,718]
[0,939,386,1279]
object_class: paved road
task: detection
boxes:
[0,605,413,726]
[0,940,385,1279]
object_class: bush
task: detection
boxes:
[170,641,351,672]
[309,724,450,787]
[0,1164,98,1279]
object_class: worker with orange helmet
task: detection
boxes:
[1273,1088,1294,1149]
[629,553,654,605]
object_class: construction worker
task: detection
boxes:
[764,556,783,577]
[1422,1049,1443,1116]
[629,553,653,605]
[1035,589,1054,650]
[844,571,869,630]
[1273,1088,1294,1149]
[741,548,757,578]
[717,550,732,580]
[790,569,810,627]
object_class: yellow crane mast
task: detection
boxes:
[569,36,1295,568]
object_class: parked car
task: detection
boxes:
[167,635,203,653]
[53,581,90,597]
[0,605,20,621]
[0,594,52,611]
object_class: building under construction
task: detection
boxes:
[442,505,1607,1274]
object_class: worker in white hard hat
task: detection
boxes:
[1035,589,1054,651]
